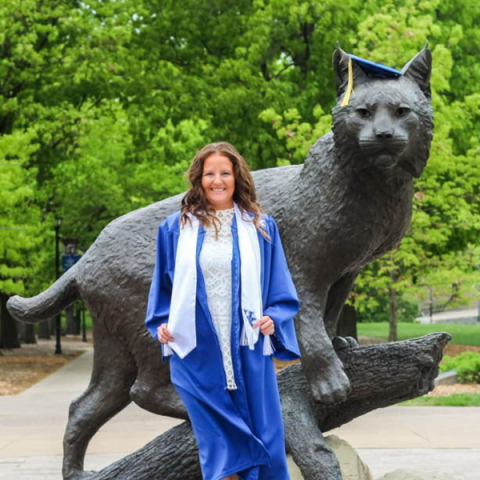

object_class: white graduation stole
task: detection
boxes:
[162,202,274,359]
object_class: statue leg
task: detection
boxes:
[295,287,351,404]
[130,374,188,420]
[62,328,137,480]
[325,272,360,349]
[283,388,342,480]
[324,272,358,337]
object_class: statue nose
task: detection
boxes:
[375,129,393,139]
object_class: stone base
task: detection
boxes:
[287,434,374,480]
[375,469,464,480]
[287,436,464,480]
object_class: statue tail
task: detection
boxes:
[6,265,80,323]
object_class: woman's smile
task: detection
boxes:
[202,153,235,209]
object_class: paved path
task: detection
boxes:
[1,349,478,479]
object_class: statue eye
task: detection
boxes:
[396,107,410,117]
[356,108,370,119]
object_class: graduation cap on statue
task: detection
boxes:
[338,54,403,106]
[333,44,432,106]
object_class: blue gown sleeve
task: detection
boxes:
[145,221,173,363]
[263,216,302,361]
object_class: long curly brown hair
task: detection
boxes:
[180,141,270,240]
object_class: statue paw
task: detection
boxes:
[63,469,96,480]
[345,336,359,347]
[309,357,351,404]
[332,335,359,351]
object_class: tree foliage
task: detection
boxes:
[346,0,480,334]
[0,0,479,337]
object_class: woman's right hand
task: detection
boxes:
[157,323,174,344]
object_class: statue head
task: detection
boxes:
[331,47,433,178]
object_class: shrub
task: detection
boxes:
[441,352,480,383]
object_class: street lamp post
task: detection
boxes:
[55,217,62,354]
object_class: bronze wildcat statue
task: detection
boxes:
[7,46,433,480]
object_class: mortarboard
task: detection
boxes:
[341,54,403,107]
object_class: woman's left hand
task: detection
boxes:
[253,315,275,335]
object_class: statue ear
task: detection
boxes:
[333,47,368,101]
[401,45,432,99]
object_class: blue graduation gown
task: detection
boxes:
[145,211,301,480]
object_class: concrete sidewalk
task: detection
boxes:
[1,349,478,479]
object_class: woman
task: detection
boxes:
[145,141,301,480]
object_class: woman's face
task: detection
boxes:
[201,153,235,210]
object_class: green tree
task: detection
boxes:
[0,129,43,346]
[1,0,479,345]
[347,0,480,339]
[258,0,480,338]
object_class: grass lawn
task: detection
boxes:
[398,393,480,406]
[358,321,480,347]
[359,322,480,406]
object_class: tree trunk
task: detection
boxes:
[38,320,51,339]
[87,333,450,480]
[49,316,58,336]
[388,284,398,342]
[21,323,37,344]
[66,304,80,335]
[0,291,20,348]
[75,303,82,335]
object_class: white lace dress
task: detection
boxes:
[199,208,238,390]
